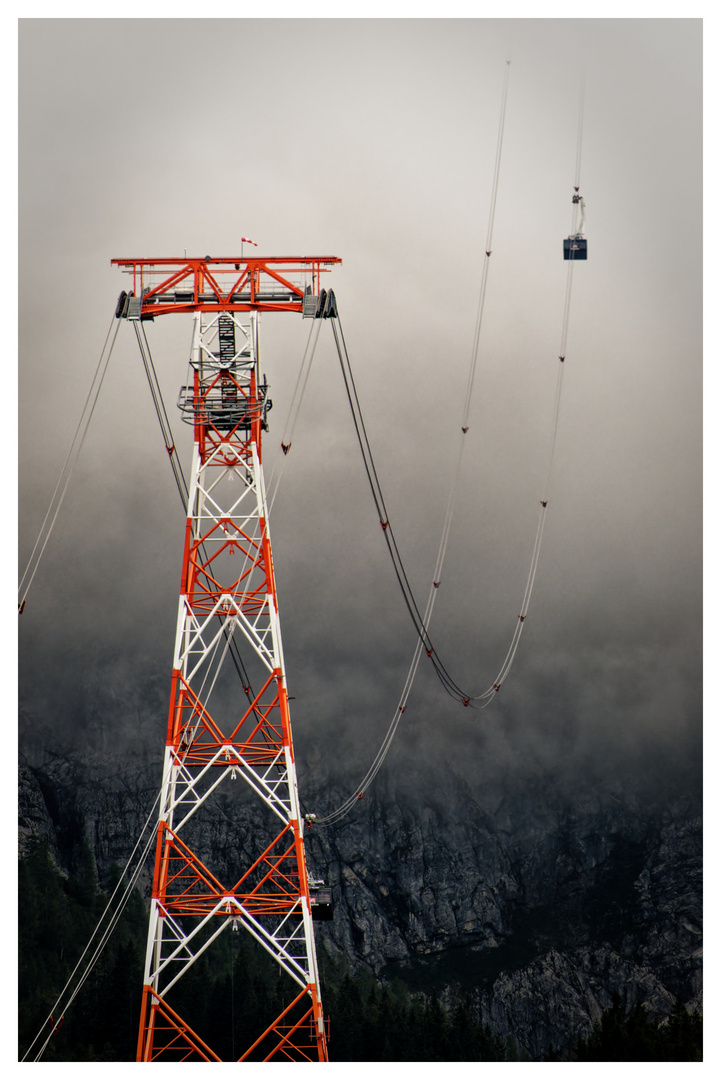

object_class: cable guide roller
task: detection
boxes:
[302,287,338,319]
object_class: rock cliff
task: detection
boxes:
[18,746,701,1060]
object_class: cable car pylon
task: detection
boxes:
[111,254,340,1062]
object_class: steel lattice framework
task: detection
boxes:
[112,255,340,1062]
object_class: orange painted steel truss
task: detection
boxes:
[111,255,341,318]
[168,672,286,769]
[137,984,321,1062]
[127,301,331,1062]
[152,821,302,918]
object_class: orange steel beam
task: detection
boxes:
[111,256,341,317]
[238,985,323,1062]
[138,988,223,1061]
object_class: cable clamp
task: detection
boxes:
[433,581,440,589]
[493,683,501,692]
[380,519,389,531]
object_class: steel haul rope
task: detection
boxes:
[461,60,512,434]
[135,321,189,505]
[21,790,162,1061]
[314,73,587,822]
[267,298,326,513]
[18,310,121,613]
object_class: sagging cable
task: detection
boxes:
[135,321,189,505]
[19,310,121,613]
[461,61,511,434]
[331,311,468,703]
[22,789,161,1061]
[267,312,325,513]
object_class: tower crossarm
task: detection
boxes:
[111,256,341,318]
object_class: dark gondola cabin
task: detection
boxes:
[564,237,587,260]
[309,883,334,921]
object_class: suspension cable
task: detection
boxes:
[461,60,511,433]
[331,309,475,704]
[267,300,327,514]
[314,433,461,825]
[574,75,585,192]
[280,315,324,457]
[21,789,161,1061]
[314,76,587,821]
[23,605,250,1060]
[134,321,189,505]
[18,310,121,613]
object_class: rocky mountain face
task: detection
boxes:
[305,767,701,1059]
[18,743,701,1061]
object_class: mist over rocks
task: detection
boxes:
[18,729,701,1060]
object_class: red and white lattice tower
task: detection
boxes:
[111,256,341,1061]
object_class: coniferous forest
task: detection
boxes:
[18,839,701,1062]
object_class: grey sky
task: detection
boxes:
[18,19,702,809]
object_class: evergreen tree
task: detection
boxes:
[24,842,700,1064]
[661,997,703,1062]
[19,840,146,1061]
[573,993,702,1062]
